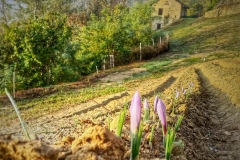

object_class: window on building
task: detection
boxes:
[158,8,163,15]
[157,23,161,29]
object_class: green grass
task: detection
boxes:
[0,83,126,126]
[181,57,203,65]
[141,60,172,71]
[131,56,202,79]
[163,14,240,54]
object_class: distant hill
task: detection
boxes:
[180,0,240,8]
[205,0,240,17]
[216,0,240,7]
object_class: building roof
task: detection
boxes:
[151,0,189,8]
[175,0,189,8]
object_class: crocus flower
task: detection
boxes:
[144,99,150,121]
[183,89,187,95]
[130,91,142,134]
[157,99,167,136]
[182,87,187,95]
[154,95,159,113]
[144,99,149,110]
[176,89,180,100]
[189,81,194,88]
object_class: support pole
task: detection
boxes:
[140,43,142,61]
[13,71,15,98]
[96,66,98,74]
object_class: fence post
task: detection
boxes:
[166,33,169,41]
[159,36,162,45]
[13,71,15,98]
[113,55,114,68]
[96,66,98,74]
[103,59,106,71]
[110,55,114,68]
[140,43,142,61]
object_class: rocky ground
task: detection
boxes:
[0,56,240,160]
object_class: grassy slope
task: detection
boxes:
[167,14,240,55]
[1,13,240,127]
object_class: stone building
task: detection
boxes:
[152,0,188,30]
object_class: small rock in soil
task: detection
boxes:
[223,131,231,136]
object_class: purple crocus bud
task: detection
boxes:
[144,99,149,110]
[176,89,180,99]
[182,87,184,93]
[154,95,159,113]
[130,91,142,134]
[183,89,187,95]
[157,99,167,136]
[189,81,194,88]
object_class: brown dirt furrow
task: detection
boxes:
[198,58,240,107]
[1,57,240,160]
[195,60,240,159]
[0,72,178,143]
[178,64,240,159]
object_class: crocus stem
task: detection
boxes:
[171,104,175,115]
[130,134,139,160]
[163,136,166,148]
[130,122,143,160]
[162,126,166,148]
[165,128,176,160]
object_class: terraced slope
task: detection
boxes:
[1,57,239,159]
[1,13,240,159]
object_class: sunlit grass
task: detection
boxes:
[0,83,126,126]
[164,14,240,54]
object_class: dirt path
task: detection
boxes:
[195,59,240,159]
[0,57,240,159]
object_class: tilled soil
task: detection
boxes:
[0,57,240,159]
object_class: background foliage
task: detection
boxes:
[0,0,154,91]
[0,0,222,92]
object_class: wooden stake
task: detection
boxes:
[96,66,98,74]
[103,59,106,70]
[140,43,142,61]
[13,71,15,98]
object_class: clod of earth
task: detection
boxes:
[67,125,126,160]
[0,135,59,160]
[0,126,126,160]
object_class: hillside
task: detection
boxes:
[0,14,240,159]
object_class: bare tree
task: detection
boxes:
[0,0,13,24]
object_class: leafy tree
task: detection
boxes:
[187,3,204,17]
[0,0,155,91]
[0,0,18,24]
[5,13,74,89]
[76,1,153,71]
[126,1,153,46]
[0,30,14,90]
[206,0,219,10]
[181,0,220,14]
